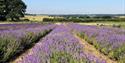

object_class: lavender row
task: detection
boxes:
[0,24,56,63]
[68,23,125,62]
[17,25,106,63]
[0,23,51,31]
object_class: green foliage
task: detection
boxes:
[0,0,26,21]
[119,56,125,63]
[50,51,87,63]
[0,30,51,62]
[101,47,110,55]
[0,0,6,20]
[43,17,125,23]
[109,45,125,60]
[78,32,125,62]
[0,35,19,62]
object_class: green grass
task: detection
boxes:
[50,51,88,63]
[79,21,125,25]
[78,21,125,28]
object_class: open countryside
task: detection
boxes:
[0,0,125,63]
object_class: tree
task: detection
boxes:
[0,0,6,20]
[0,0,26,21]
[101,16,112,19]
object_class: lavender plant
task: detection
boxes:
[17,25,106,63]
[0,24,55,63]
[68,23,125,62]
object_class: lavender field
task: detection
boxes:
[0,23,125,63]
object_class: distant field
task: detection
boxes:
[22,15,64,22]
[22,15,54,21]
[1,15,125,28]
[118,16,125,18]
[78,21,125,28]
[1,21,125,29]
[79,21,125,25]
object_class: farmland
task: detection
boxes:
[0,0,125,63]
[22,15,54,22]
[0,23,125,63]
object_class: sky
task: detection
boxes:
[23,0,125,14]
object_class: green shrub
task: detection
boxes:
[78,32,125,62]
[0,36,20,62]
[0,30,51,62]
[109,45,125,60]
[50,51,87,63]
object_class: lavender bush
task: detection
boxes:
[68,23,125,62]
[0,24,55,63]
[17,25,106,63]
[1,23,124,63]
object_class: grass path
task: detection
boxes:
[74,34,117,63]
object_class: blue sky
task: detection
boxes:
[23,0,125,14]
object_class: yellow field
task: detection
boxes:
[22,15,53,21]
[117,16,125,18]
[22,15,64,22]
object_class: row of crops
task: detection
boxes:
[0,24,56,63]
[68,23,125,63]
[13,25,106,63]
[0,23,125,63]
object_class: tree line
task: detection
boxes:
[0,0,26,21]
